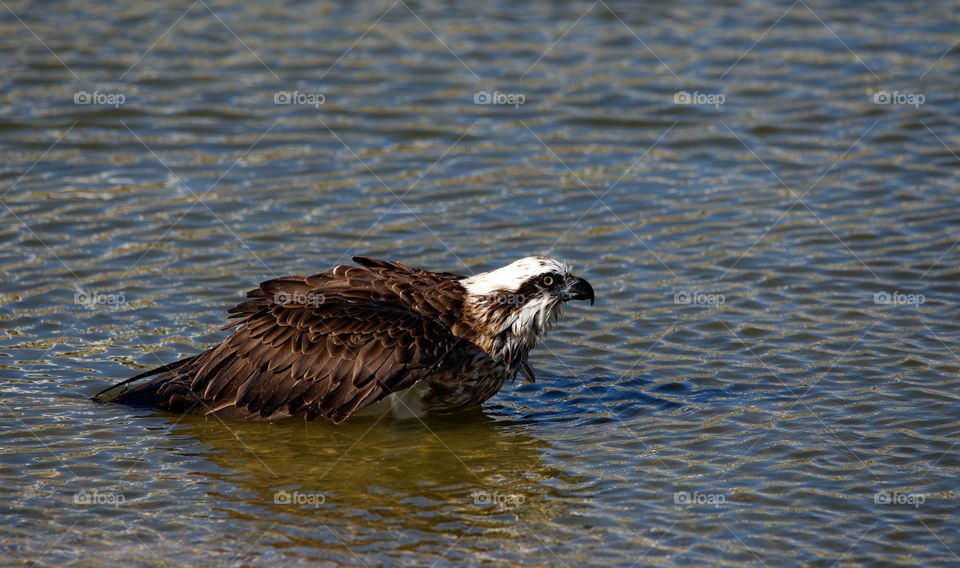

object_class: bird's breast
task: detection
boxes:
[419,355,512,413]
[359,354,512,420]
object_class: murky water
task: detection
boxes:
[3,1,960,566]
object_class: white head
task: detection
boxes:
[462,257,594,366]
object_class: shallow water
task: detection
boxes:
[2,1,960,566]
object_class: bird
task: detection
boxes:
[94,256,595,423]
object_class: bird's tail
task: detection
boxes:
[93,355,200,407]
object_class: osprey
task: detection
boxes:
[94,256,594,422]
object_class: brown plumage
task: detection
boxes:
[94,256,594,423]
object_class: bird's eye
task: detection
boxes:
[540,274,556,287]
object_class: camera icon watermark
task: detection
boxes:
[73,90,126,108]
[674,290,725,308]
[673,90,725,108]
[874,490,924,508]
[872,90,925,108]
[73,489,125,507]
[74,290,126,310]
[674,490,726,507]
[470,490,525,508]
[473,90,526,108]
[273,490,325,507]
[274,91,326,108]
[873,291,924,307]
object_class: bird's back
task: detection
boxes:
[96,257,485,422]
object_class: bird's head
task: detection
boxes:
[462,257,594,364]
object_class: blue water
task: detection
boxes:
[2,1,960,565]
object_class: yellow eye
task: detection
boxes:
[540,275,555,287]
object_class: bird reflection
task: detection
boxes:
[166,408,576,555]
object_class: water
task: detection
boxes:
[3,1,960,565]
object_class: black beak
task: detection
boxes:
[565,276,595,306]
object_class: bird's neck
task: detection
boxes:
[463,295,562,368]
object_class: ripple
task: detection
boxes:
[3,0,960,565]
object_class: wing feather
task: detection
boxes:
[194,292,471,420]
[111,258,483,422]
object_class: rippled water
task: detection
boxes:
[3,1,960,566]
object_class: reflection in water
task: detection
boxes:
[174,410,575,562]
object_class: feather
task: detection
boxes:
[519,360,536,384]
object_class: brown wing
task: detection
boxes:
[189,275,477,422]
[101,258,485,423]
[305,257,471,334]
[102,258,486,422]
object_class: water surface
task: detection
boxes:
[2,1,960,566]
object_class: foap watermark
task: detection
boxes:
[874,490,925,508]
[473,90,526,108]
[74,290,126,310]
[872,90,925,108]
[674,290,725,308]
[873,291,924,308]
[274,90,325,108]
[477,293,526,306]
[471,490,525,508]
[674,90,725,108]
[274,292,325,307]
[73,90,126,108]
[273,490,325,507]
[73,488,125,507]
[674,490,726,507]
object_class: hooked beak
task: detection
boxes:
[563,276,595,306]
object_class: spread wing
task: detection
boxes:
[105,259,481,422]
